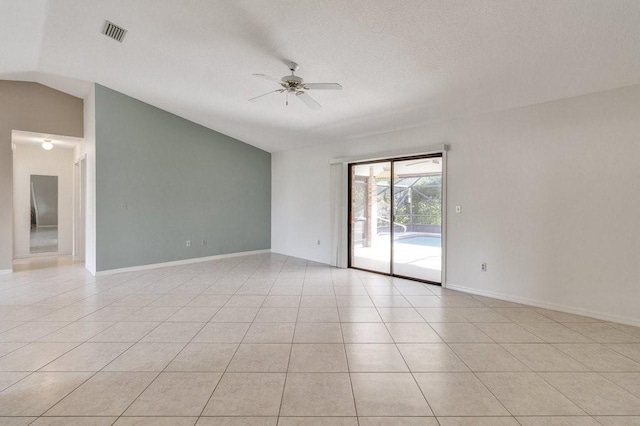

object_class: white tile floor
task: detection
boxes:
[0,253,639,425]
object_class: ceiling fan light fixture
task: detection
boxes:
[42,140,53,150]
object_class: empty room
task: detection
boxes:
[1,0,639,425]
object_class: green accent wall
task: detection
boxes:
[95,84,271,271]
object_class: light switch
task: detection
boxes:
[455,205,461,214]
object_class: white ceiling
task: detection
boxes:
[2,0,640,152]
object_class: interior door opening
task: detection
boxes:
[348,154,444,284]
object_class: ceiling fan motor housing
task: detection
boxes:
[282,75,304,91]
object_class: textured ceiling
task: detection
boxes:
[2,0,640,152]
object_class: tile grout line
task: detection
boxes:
[196,254,283,423]
[336,270,360,425]
[367,275,439,420]
[1,255,639,423]
[35,266,188,422]
[426,291,528,421]
[41,264,211,423]
[275,258,304,422]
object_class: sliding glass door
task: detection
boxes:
[349,155,443,284]
[392,157,443,282]
[349,162,391,274]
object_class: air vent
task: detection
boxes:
[102,20,127,42]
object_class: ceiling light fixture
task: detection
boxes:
[42,140,53,150]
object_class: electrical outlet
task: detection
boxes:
[186,240,191,247]
[481,262,487,272]
[202,239,207,246]
[121,202,128,210]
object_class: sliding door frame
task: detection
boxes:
[348,152,446,286]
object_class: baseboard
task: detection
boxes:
[13,252,73,259]
[0,269,12,275]
[446,283,640,327]
[95,249,271,276]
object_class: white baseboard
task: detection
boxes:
[13,252,73,260]
[446,283,640,327]
[0,269,12,275]
[95,249,271,276]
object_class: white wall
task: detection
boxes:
[12,143,74,257]
[81,84,97,274]
[272,84,640,325]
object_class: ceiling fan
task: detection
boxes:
[250,61,342,110]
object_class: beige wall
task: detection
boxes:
[0,81,83,271]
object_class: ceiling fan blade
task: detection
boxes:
[249,89,283,102]
[252,73,282,84]
[303,83,342,90]
[296,91,321,110]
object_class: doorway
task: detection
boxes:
[30,174,59,254]
[11,130,84,269]
[348,154,444,284]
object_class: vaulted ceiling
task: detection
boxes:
[2,0,640,152]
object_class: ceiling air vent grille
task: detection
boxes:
[102,20,127,42]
